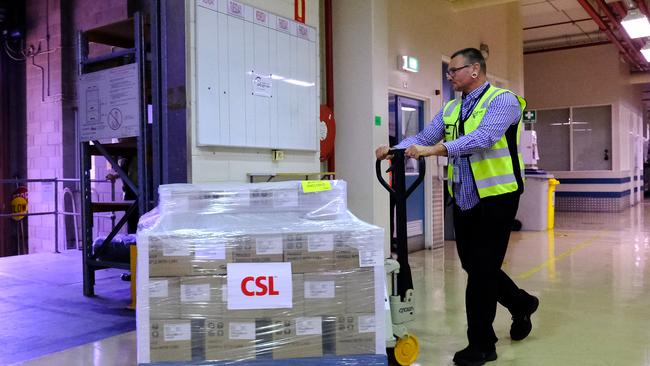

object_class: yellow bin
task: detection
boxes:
[547,178,560,230]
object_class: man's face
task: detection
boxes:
[446,55,478,92]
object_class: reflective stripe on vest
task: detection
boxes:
[442,85,526,199]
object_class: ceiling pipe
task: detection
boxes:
[594,0,648,70]
[524,40,611,55]
[523,18,593,31]
[637,1,650,17]
[577,0,645,70]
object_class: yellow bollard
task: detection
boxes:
[128,243,137,310]
[547,178,560,230]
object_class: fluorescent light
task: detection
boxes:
[621,8,650,39]
[401,107,416,112]
[283,79,315,87]
[642,40,650,61]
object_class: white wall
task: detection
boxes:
[388,0,524,105]
[331,0,390,239]
[524,44,644,176]
[186,0,321,183]
[330,1,525,252]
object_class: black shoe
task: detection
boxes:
[453,346,497,366]
[510,294,539,341]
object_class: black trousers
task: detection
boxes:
[453,191,525,349]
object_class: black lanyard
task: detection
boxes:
[456,84,491,136]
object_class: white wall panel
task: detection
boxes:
[196,7,220,145]
[217,12,230,145]
[227,14,246,147]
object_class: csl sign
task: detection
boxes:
[10,186,28,221]
[240,276,280,296]
[227,262,292,310]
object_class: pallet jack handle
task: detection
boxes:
[375,149,426,199]
[376,148,425,299]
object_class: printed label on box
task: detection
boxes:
[358,315,376,333]
[193,241,226,260]
[164,323,191,342]
[227,262,293,309]
[308,234,334,252]
[304,280,335,298]
[181,283,211,302]
[149,280,169,298]
[273,190,299,208]
[358,244,382,267]
[229,322,256,340]
[163,241,191,257]
[255,236,283,255]
[295,317,322,336]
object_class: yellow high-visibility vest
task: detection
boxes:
[442,85,526,198]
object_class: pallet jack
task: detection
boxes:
[376,148,425,366]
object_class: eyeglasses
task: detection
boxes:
[446,64,472,77]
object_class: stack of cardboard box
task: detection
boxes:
[137,181,383,364]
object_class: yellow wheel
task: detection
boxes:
[394,333,420,365]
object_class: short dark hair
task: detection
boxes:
[451,48,486,74]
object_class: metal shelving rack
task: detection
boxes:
[78,13,152,296]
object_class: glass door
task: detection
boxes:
[389,93,426,252]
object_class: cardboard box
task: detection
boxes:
[190,237,232,276]
[284,233,335,273]
[270,317,323,359]
[334,232,360,270]
[149,235,192,277]
[303,272,346,316]
[204,319,259,361]
[150,319,192,362]
[224,274,304,319]
[180,276,224,319]
[345,268,375,313]
[232,235,284,263]
[149,277,180,319]
[335,314,376,356]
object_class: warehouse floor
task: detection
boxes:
[5,200,650,366]
[0,251,133,365]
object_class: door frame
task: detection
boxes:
[387,88,437,249]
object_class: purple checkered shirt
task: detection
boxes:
[396,82,522,210]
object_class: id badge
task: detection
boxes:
[450,158,460,183]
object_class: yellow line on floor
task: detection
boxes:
[512,232,603,280]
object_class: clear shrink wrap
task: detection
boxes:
[137,181,387,365]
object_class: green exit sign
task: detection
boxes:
[523,109,536,123]
[400,55,419,73]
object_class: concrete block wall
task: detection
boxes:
[25,0,127,253]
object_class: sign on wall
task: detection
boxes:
[77,63,140,141]
[523,109,537,123]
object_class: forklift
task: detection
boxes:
[376,148,425,366]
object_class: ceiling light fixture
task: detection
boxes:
[621,8,650,39]
[641,39,650,61]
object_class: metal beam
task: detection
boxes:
[594,0,649,70]
[577,0,645,70]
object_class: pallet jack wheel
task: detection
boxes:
[393,334,420,365]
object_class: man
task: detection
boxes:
[376,48,538,366]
